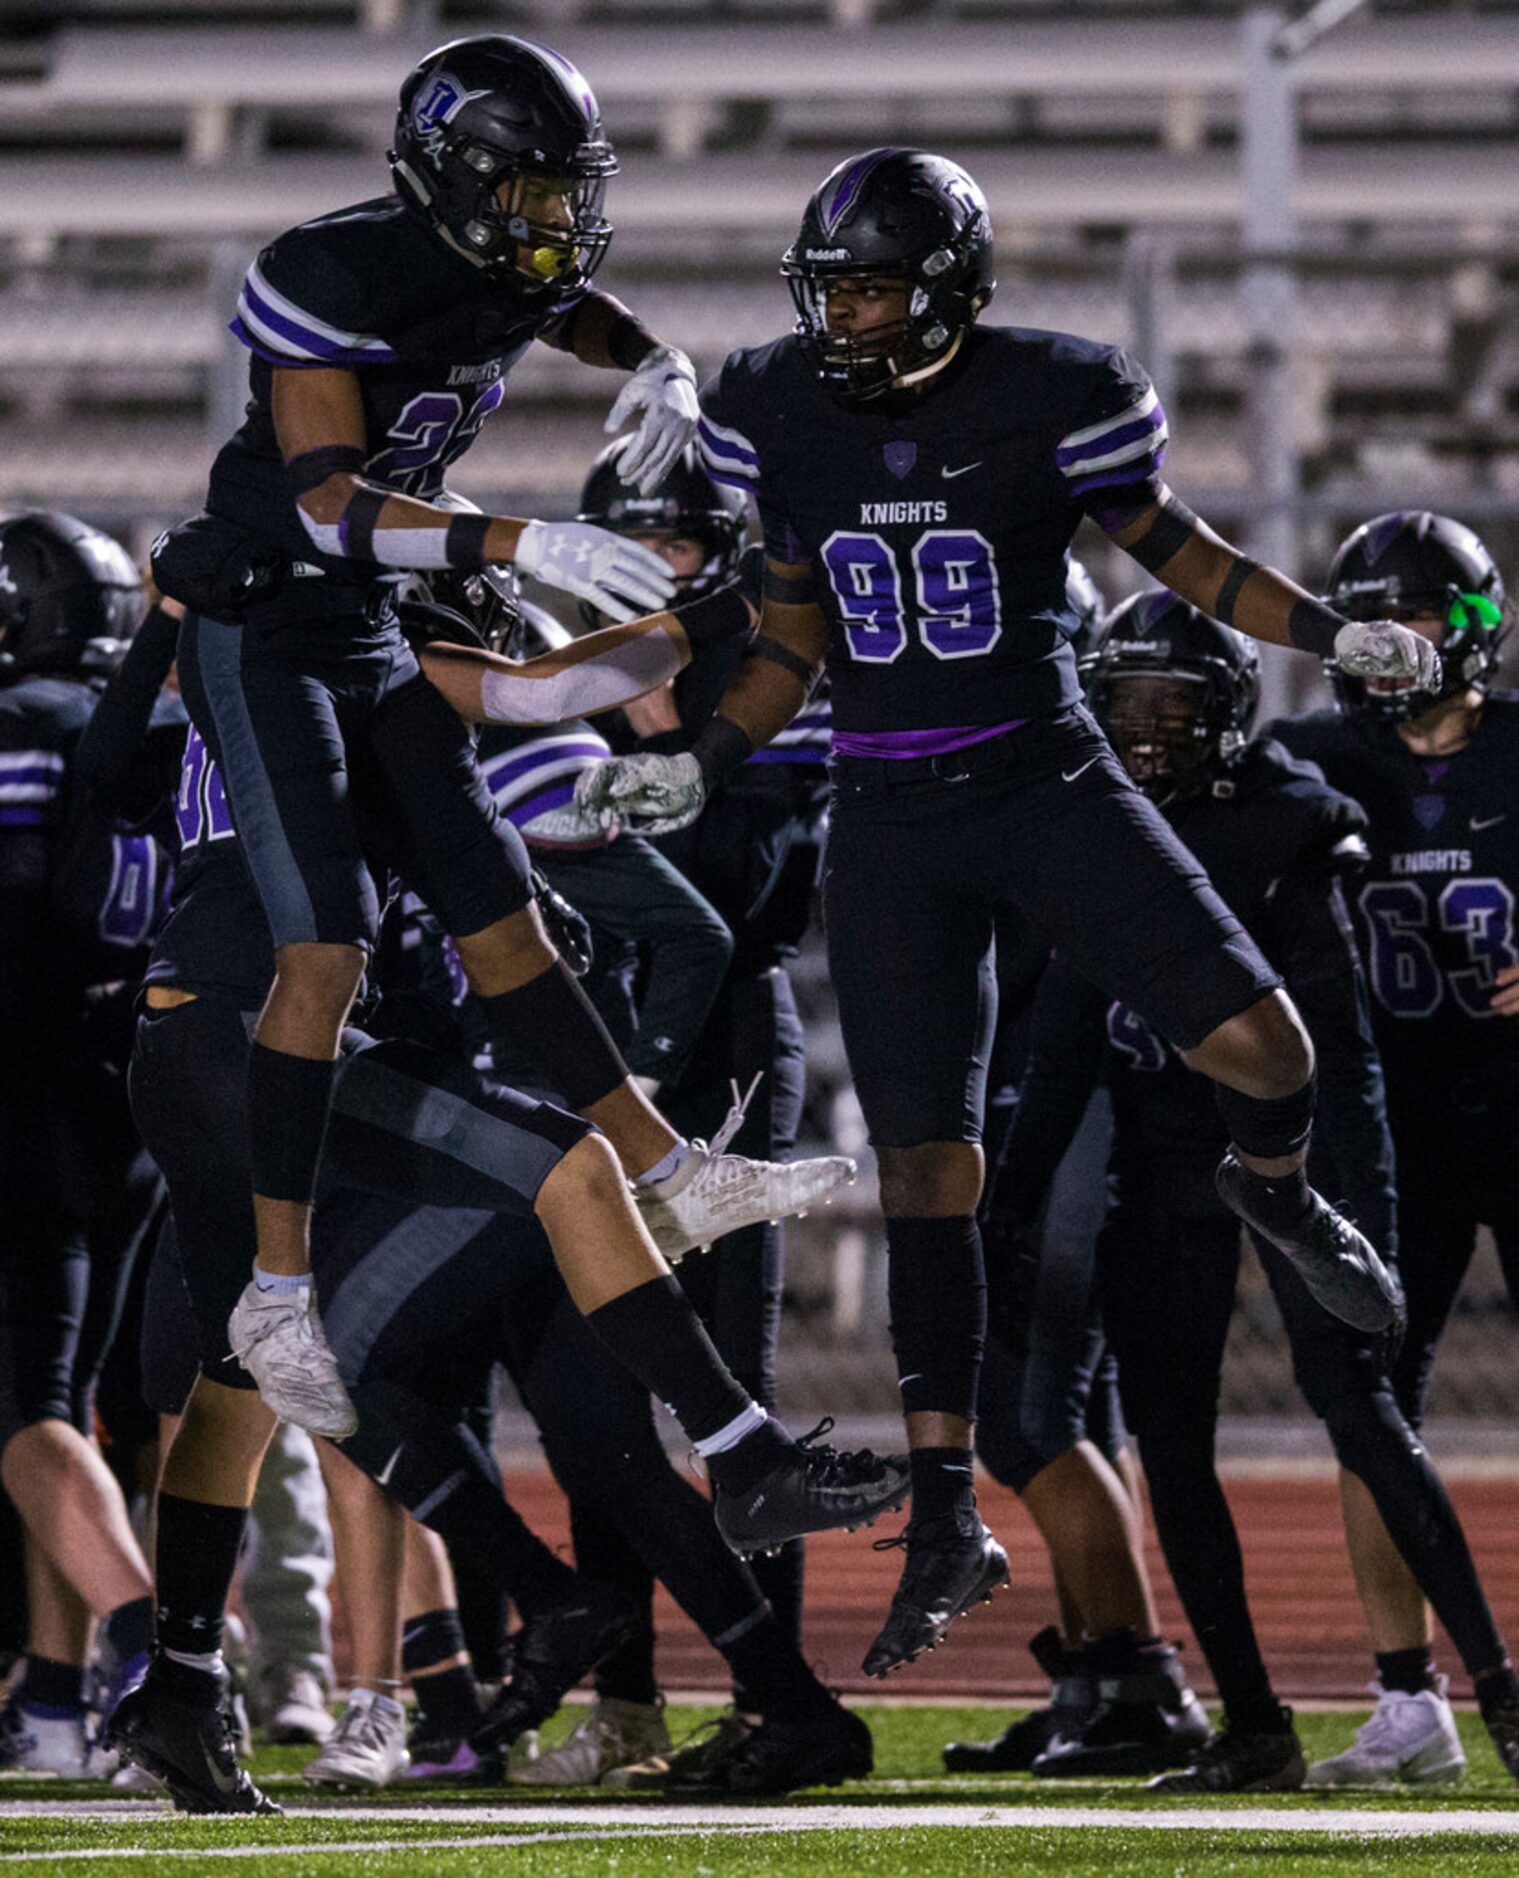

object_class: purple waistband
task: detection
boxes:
[831,720,1027,760]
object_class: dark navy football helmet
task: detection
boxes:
[0,511,144,681]
[1325,510,1507,720]
[781,148,995,405]
[391,35,616,291]
[578,440,746,603]
[1085,590,1260,803]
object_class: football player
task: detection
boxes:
[98,591,907,1813]
[160,33,849,1439]
[998,594,1519,1791]
[574,147,1431,1674]
[1272,513,1519,1782]
[0,515,175,1774]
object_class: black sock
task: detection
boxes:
[104,1596,156,1666]
[1227,1159,1313,1232]
[886,1216,986,1420]
[586,1276,753,1448]
[1477,1663,1519,1722]
[724,1611,832,1719]
[909,1446,977,1529]
[247,1041,337,1205]
[402,1607,469,1677]
[411,1665,480,1735]
[594,1614,660,1708]
[22,1654,84,1715]
[154,1494,249,1660]
[1215,1075,1316,1162]
[1377,1645,1438,1696]
[1229,1694,1293,1736]
[746,1541,805,1658]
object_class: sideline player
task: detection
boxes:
[575,147,1432,1674]
[0,516,174,1773]
[1273,513,1519,1782]
[163,33,843,1438]
[1000,594,1519,1790]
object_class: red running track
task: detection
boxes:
[489,1467,1519,1703]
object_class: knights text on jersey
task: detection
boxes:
[1271,698,1519,1088]
[209,195,579,574]
[696,325,1166,732]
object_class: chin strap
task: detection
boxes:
[893,327,966,391]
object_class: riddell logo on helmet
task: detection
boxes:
[806,248,851,261]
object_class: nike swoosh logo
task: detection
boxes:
[941,462,981,480]
[1061,756,1100,783]
[1471,814,1507,831]
[376,1445,404,1487]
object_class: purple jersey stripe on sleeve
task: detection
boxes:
[506,779,578,826]
[484,739,611,794]
[228,318,332,368]
[1056,404,1166,467]
[1069,448,1167,498]
[697,418,759,467]
[707,465,759,493]
[0,806,47,826]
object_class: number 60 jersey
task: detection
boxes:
[696,325,1167,734]
[1273,699,1519,1096]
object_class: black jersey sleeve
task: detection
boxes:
[230,225,399,371]
[698,355,808,564]
[1055,346,1169,514]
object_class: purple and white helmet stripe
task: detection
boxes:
[820,147,896,237]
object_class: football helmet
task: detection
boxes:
[781,148,995,405]
[1084,591,1260,803]
[578,440,746,604]
[0,511,144,680]
[391,567,569,659]
[390,34,616,291]
[1324,510,1507,720]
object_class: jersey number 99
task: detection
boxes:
[821,529,1002,663]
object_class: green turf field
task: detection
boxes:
[4,1703,1519,1874]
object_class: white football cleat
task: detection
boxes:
[259,1668,334,1746]
[227,1277,357,1439]
[303,1690,409,1790]
[0,1700,116,1778]
[1305,1678,1466,1788]
[635,1078,856,1260]
[510,1697,669,1787]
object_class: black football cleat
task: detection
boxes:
[470,1582,639,1757]
[1215,1152,1402,1334]
[862,1516,1009,1679]
[943,1627,1096,1773]
[722,1700,874,1796]
[1148,1710,1305,1793]
[1481,1691,1519,1783]
[1031,1642,1210,1777]
[105,1663,281,1815]
[713,1419,910,1558]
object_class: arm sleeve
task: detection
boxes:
[544,839,733,1087]
[1057,348,1169,513]
[1266,851,1398,1263]
[983,956,1110,1236]
[229,232,398,370]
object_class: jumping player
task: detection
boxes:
[574,148,1435,1675]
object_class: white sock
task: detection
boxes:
[693,1402,767,1458]
[635,1140,692,1188]
[253,1266,308,1296]
[163,1647,225,1678]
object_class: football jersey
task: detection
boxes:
[210,195,580,578]
[696,325,1165,733]
[0,673,181,997]
[1272,697,1519,1100]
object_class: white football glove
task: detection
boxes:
[573,751,707,835]
[1334,620,1442,692]
[604,345,701,495]
[514,519,676,625]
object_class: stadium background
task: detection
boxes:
[4,0,1519,1699]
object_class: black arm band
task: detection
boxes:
[606,310,657,373]
[746,634,818,689]
[444,512,493,571]
[671,578,753,652]
[1287,597,1344,657]
[340,485,387,563]
[1123,496,1197,573]
[691,715,755,790]
[762,563,821,605]
[284,445,366,499]
[1213,556,1260,627]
